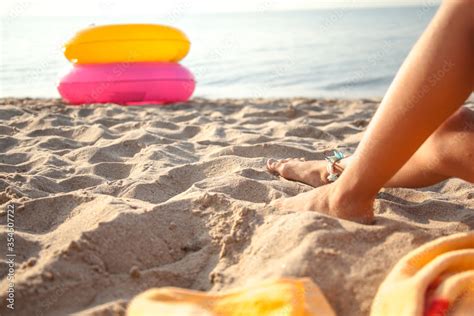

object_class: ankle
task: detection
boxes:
[339,156,352,169]
[315,167,331,185]
[322,155,352,184]
[329,182,375,223]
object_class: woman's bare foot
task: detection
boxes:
[271,182,375,224]
[266,157,346,187]
[266,158,330,187]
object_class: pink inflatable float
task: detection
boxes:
[58,62,195,105]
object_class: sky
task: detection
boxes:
[0,0,442,17]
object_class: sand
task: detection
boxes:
[0,97,473,316]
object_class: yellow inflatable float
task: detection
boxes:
[64,24,190,64]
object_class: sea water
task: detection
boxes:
[0,6,438,99]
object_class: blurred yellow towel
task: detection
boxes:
[371,232,474,316]
[127,277,336,316]
[127,233,474,316]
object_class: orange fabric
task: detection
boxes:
[371,232,474,316]
[127,278,336,316]
[127,233,474,316]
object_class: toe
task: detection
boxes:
[269,197,284,209]
[267,157,307,178]
[267,158,277,170]
[267,158,293,173]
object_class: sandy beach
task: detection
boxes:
[0,97,473,315]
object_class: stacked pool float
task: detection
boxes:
[58,24,195,105]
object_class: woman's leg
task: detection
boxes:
[267,107,474,188]
[273,1,474,223]
[386,107,474,186]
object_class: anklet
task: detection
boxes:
[324,150,345,182]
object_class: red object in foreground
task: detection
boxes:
[425,299,450,316]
